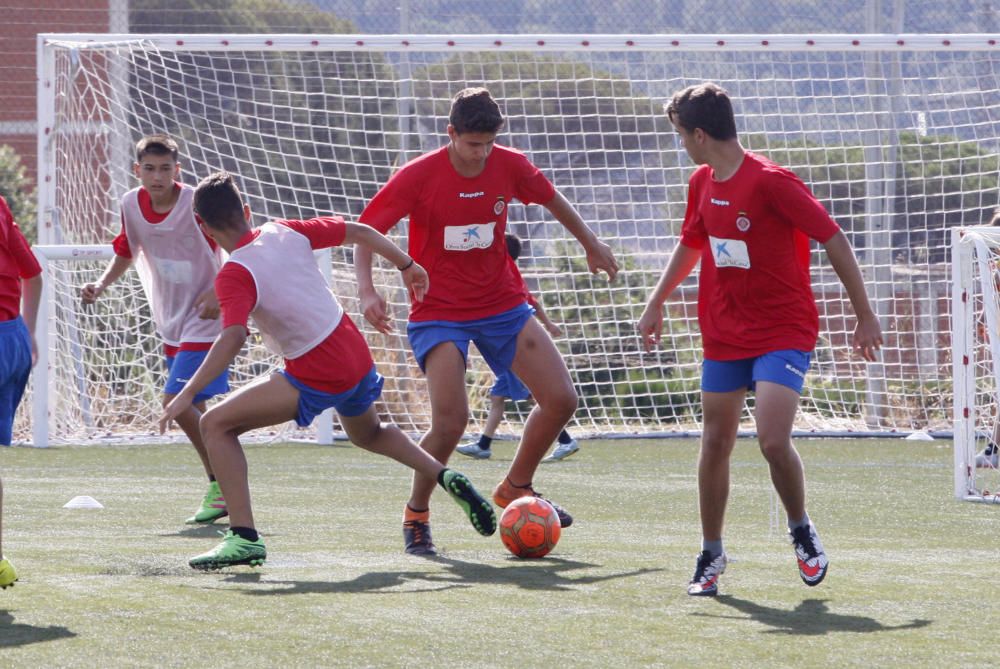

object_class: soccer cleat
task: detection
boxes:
[976,448,999,468]
[543,439,580,462]
[492,480,573,528]
[791,523,829,586]
[456,441,492,459]
[189,530,266,570]
[0,558,17,589]
[403,520,437,556]
[439,469,497,536]
[185,480,228,524]
[688,550,727,596]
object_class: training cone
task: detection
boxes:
[63,495,104,509]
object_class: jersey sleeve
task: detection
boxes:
[215,263,257,331]
[112,211,132,258]
[765,168,841,243]
[277,217,347,249]
[511,153,557,205]
[0,199,41,279]
[359,164,421,233]
[678,167,709,250]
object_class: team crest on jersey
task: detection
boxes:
[735,211,751,232]
[494,197,506,216]
[444,222,496,251]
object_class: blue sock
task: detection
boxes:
[701,539,724,558]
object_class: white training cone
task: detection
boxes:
[63,496,104,509]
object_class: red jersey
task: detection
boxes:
[679,152,840,360]
[215,217,373,394]
[359,144,555,322]
[0,195,42,322]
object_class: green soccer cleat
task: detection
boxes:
[0,558,17,589]
[440,469,497,536]
[189,530,266,570]
[185,480,228,524]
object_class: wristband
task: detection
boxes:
[398,258,414,271]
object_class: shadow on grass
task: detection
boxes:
[695,597,932,635]
[225,555,661,596]
[0,610,76,647]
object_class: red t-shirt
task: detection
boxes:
[114,184,219,355]
[359,144,554,322]
[215,217,373,394]
[0,195,42,322]
[679,152,841,360]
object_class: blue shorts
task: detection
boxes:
[164,349,230,404]
[407,303,534,375]
[490,370,531,401]
[281,365,384,427]
[701,350,812,394]
[0,316,32,445]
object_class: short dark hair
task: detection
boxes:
[193,171,245,231]
[504,232,522,261]
[135,133,179,162]
[665,82,738,141]
[449,87,504,134]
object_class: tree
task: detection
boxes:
[0,145,37,243]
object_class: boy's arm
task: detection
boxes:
[81,254,132,304]
[822,230,883,361]
[158,325,246,432]
[637,243,701,351]
[543,191,618,280]
[348,222,424,334]
[21,273,43,366]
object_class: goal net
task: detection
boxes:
[22,33,1000,445]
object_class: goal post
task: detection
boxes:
[951,226,1000,502]
[23,32,1000,444]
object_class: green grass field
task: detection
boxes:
[0,437,995,668]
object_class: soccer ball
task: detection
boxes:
[499,496,561,558]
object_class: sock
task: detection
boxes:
[404,504,430,524]
[230,526,259,542]
[701,539,724,558]
[478,435,494,450]
[557,430,573,445]
[788,513,811,532]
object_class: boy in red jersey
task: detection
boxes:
[456,233,580,462]
[160,171,496,570]
[0,195,42,588]
[355,88,618,555]
[638,83,883,596]
[81,134,231,526]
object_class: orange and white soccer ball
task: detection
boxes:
[499,496,561,558]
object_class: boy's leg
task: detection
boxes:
[188,373,298,570]
[199,373,300,530]
[340,407,495,538]
[506,318,577,486]
[698,389,744,544]
[408,343,470,511]
[753,381,805,523]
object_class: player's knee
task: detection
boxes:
[199,408,232,441]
